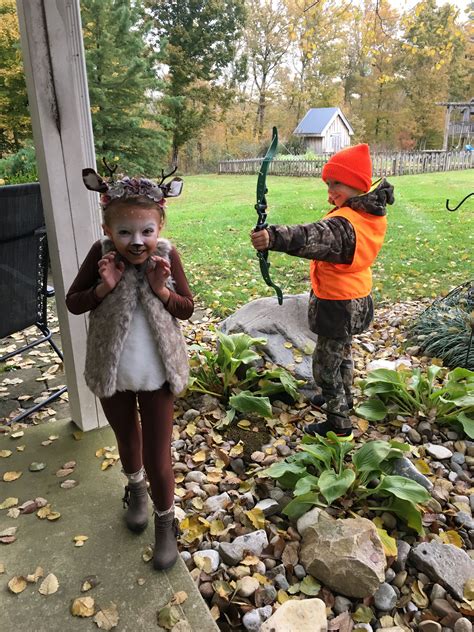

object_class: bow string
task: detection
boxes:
[254,126,283,305]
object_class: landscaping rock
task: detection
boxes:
[255,498,280,517]
[454,619,473,632]
[300,512,385,598]
[373,582,397,611]
[219,530,269,566]
[410,541,474,600]
[237,576,260,598]
[392,540,411,572]
[425,444,453,460]
[220,294,317,384]
[391,457,433,491]
[203,492,231,513]
[297,507,324,536]
[242,606,273,632]
[260,597,327,632]
[333,596,352,614]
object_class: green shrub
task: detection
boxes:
[263,434,430,533]
[356,366,474,438]
[0,145,38,184]
[188,331,302,427]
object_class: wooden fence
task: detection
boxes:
[218,150,473,177]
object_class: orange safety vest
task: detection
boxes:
[310,207,387,300]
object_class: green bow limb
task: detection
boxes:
[254,126,283,305]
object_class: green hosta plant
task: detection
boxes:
[263,435,430,534]
[356,367,474,438]
[188,331,302,425]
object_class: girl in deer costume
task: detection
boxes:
[66,166,193,570]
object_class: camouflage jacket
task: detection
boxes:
[267,179,394,339]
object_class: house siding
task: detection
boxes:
[322,117,351,152]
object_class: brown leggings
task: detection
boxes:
[100,385,174,512]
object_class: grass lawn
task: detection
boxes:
[162,170,473,317]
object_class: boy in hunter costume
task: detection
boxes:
[251,144,394,438]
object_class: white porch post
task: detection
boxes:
[16,0,107,430]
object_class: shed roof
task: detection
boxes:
[294,107,354,136]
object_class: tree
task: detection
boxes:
[397,0,467,148]
[0,0,31,156]
[81,0,169,174]
[145,0,246,163]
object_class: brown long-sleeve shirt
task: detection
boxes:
[66,240,194,320]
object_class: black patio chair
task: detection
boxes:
[0,183,67,422]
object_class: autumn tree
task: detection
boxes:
[398,0,467,148]
[145,0,246,163]
[81,0,169,174]
[0,0,31,156]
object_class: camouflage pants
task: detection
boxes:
[312,335,353,430]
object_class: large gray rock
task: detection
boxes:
[260,598,327,632]
[300,511,386,598]
[410,541,474,600]
[219,529,269,566]
[220,294,316,384]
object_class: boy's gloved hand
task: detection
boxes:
[96,252,125,297]
[250,228,270,251]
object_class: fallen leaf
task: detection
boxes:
[241,555,260,566]
[194,554,213,574]
[48,435,59,441]
[277,589,289,604]
[245,508,265,529]
[29,462,46,472]
[0,450,12,458]
[100,459,115,471]
[8,575,27,594]
[192,450,207,463]
[352,606,373,624]
[376,527,398,558]
[142,546,153,563]
[300,575,321,596]
[440,530,463,548]
[60,479,78,489]
[41,441,52,446]
[46,511,61,521]
[16,445,25,452]
[26,567,44,583]
[74,535,89,547]
[56,468,74,478]
[81,575,100,592]
[0,562,5,574]
[93,602,119,630]
[356,418,369,433]
[229,442,244,458]
[3,471,22,482]
[7,508,20,519]
[71,596,95,617]
[237,419,251,429]
[411,579,429,608]
[463,578,474,600]
[137,577,146,586]
[0,497,18,510]
[39,573,59,595]
[10,431,24,439]
[72,431,83,441]
[157,604,182,630]
[171,591,188,606]
[37,505,52,519]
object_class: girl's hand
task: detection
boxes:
[96,252,125,297]
[146,256,171,304]
[250,228,270,251]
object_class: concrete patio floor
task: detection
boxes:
[0,418,219,632]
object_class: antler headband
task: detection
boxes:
[82,163,183,209]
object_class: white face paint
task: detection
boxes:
[104,206,163,264]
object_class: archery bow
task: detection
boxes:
[254,126,283,305]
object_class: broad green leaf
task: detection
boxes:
[385,497,424,535]
[318,468,355,505]
[229,391,272,417]
[294,474,320,496]
[300,444,332,470]
[262,462,307,488]
[355,398,387,421]
[353,440,394,472]
[377,475,430,504]
[456,412,474,439]
[364,368,405,385]
[282,492,320,519]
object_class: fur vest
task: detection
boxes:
[84,238,189,398]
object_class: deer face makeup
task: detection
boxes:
[103,206,163,265]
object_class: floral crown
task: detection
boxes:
[82,160,183,209]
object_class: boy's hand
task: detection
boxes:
[96,252,124,297]
[146,255,171,304]
[250,228,270,251]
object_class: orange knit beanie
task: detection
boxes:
[322,143,372,192]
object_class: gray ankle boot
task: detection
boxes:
[122,480,149,532]
[153,508,179,570]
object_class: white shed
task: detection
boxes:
[294,107,354,153]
